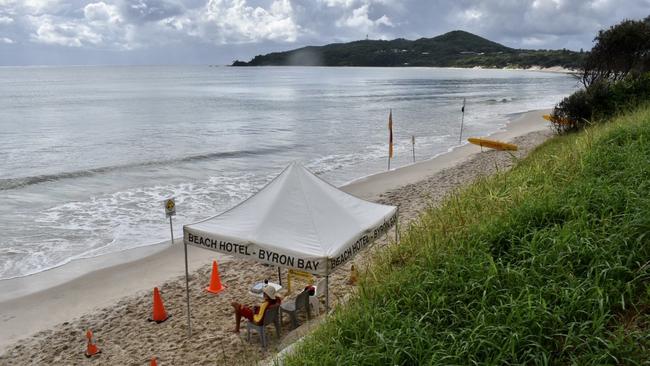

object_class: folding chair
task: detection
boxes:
[246,304,281,349]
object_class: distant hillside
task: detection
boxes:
[232,30,584,69]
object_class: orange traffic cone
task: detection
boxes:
[205,260,226,294]
[148,287,169,323]
[84,329,101,358]
[150,356,158,366]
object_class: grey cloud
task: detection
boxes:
[0,0,648,65]
[119,0,185,23]
[290,0,397,42]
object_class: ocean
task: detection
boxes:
[0,66,577,279]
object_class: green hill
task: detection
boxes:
[232,30,584,69]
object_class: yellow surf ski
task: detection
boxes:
[468,137,518,151]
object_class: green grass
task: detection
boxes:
[285,106,650,365]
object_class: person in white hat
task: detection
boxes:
[231,285,282,333]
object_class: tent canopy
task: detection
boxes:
[183,162,397,276]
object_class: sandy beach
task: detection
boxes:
[0,109,554,365]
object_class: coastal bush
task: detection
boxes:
[608,72,650,111]
[552,72,650,133]
[283,106,650,365]
[551,16,650,134]
[551,80,608,133]
[581,15,650,87]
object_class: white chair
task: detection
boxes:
[309,277,327,315]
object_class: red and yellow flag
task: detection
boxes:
[388,109,393,158]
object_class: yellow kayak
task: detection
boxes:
[468,137,518,151]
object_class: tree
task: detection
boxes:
[581,16,650,87]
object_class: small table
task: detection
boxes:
[249,281,283,298]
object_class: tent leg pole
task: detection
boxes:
[182,245,192,337]
[325,275,330,313]
[278,267,282,286]
[395,210,400,243]
[173,216,191,338]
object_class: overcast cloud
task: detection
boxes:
[0,0,648,65]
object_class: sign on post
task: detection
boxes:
[165,198,176,217]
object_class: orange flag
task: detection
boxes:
[388,109,393,159]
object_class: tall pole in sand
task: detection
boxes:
[181,221,192,337]
[411,135,415,163]
[164,198,192,337]
[459,98,466,143]
[388,109,393,171]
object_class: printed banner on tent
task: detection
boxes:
[328,213,397,272]
[184,211,397,276]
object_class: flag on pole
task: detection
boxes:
[388,109,394,158]
[459,98,466,143]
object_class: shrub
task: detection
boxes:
[551,72,650,134]
[581,16,650,87]
[551,81,607,133]
[608,72,650,111]
[551,16,650,134]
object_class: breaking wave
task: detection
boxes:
[0,145,298,191]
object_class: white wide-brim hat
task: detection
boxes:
[263,285,277,300]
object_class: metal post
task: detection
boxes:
[325,275,330,313]
[173,215,192,338]
[277,267,282,286]
[395,210,399,243]
[169,216,174,245]
[459,98,466,143]
[388,108,393,171]
[411,135,415,163]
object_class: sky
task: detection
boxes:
[0,0,648,66]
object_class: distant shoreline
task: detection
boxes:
[0,64,579,74]
[227,64,578,74]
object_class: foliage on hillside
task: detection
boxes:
[580,15,650,86]
[284,106,650,365]
[552,73,650,133]
[552,16,650,133]
[232,30,584,69]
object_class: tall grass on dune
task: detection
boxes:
[285,106,650,365]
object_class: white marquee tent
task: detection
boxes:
[183,162,398,308]
[184,162,398,275]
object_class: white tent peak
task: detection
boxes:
[184,162,397,275]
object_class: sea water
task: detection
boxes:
[0,66,578,279]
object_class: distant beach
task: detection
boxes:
[0,109,554,364]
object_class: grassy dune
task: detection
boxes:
[286,106,650,365]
